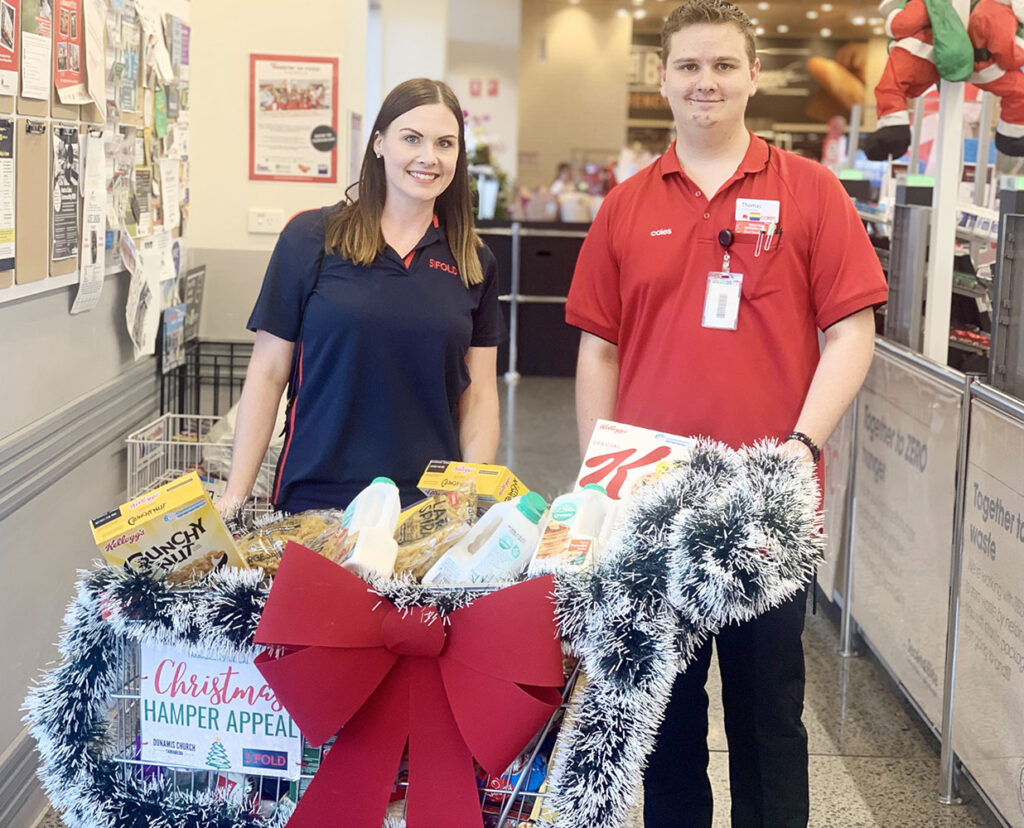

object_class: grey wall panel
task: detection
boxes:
[193,246,271,342]
[0,272,137,440]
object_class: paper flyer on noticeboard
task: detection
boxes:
[0,0,19,96]
[71,132,107,314]
[20,0,51,100]
[249,53,338,183]
[0,119,14,273]
[52,125,80,261]
[54,0,90,104]
[83,0,105,114]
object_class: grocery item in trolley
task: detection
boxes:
[237,509,344,573]
[319,476,402,578]
[421,491,548,585]
[576,419,697,500]
[528,483,615,575]
[393,483,477,580]
[90,471,247,578]
[418,460,527,511]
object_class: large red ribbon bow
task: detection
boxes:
[253,542,565,828]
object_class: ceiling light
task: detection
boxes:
[820,27,832,36]
[750,17,759,24]
[634,7,647,16]
[868,16,883,24]
[617,7,629,15]
[755,25,765,34]
[776,23,789,32]
[820,2,833,9]
[568,0,580,4]
[851,14,866,24]
[757,1,770,9]
[806,9,818,18]
[632,0,644,5]
[872,25,884,34]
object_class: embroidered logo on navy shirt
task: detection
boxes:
[429,258,459,275]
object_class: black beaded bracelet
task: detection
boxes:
[785,431,821,463]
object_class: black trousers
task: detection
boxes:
[644,588,809,828]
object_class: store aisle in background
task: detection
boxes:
[497,377,1001,828]
[34,377,1002,828]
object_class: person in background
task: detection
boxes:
[217,78,504,517]
[550,161,576,195]
[565,1,887,825]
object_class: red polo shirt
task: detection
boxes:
[565,134,888,449]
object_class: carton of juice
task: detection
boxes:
[90,471,247,577]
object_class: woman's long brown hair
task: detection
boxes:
[325,78,483,287]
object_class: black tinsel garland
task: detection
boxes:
[24,439,820,828]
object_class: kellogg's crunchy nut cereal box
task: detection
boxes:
[90,472,247,577]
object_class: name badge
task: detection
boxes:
[735,198,780,235]
[702,272,743,330]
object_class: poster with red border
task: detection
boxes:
[249,53,338,183]
[54,0,89,104]
[0,0,18,96]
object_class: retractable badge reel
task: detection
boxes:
[702,229,744,330]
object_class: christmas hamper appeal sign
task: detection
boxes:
[850,351,961,728]
[140,643,302,780]
[952,401,1024,825]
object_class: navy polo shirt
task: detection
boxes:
[247,207,505,511]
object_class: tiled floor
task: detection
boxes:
[36,377,1005,827]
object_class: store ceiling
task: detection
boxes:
[569,0,886,41]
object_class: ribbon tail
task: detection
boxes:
[286,662,411,828]
[406,659,483,828]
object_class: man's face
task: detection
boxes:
[660,23,759,135]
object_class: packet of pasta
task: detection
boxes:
[393,484,477,581]
[236,510,344,574]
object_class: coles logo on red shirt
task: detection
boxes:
[429,258,458,276]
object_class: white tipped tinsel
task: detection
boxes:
[24,439,820,828]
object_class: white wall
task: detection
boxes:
[446,0,521,181]
[518,1,631,189]
[378,0,449,95]
[189,0,368,255]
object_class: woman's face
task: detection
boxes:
[374,103,461,211]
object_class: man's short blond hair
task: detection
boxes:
[661,0,758,67]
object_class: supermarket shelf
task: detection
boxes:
[951,282,990,300]
[949,338,989,355]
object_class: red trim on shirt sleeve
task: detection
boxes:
[273,343,303,504]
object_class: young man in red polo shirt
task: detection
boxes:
[565,1,888,825]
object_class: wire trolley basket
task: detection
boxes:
[106,618,579,826]
[126,413,277,519]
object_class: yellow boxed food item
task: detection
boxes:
[417,460,527,509]
[90,471,248,577]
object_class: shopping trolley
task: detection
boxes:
[105,601,579,827]
[126,412,277,519]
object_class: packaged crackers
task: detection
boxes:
[90,472,247,578]
[417,460,527,512]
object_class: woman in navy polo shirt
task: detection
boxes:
[218,79,505,514]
